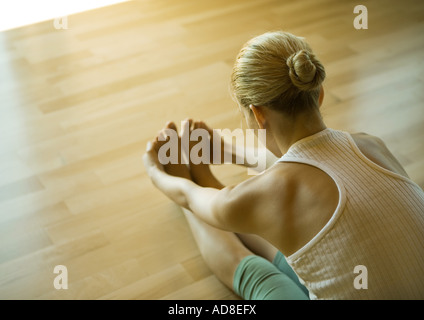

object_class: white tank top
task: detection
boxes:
[278,128,424,299]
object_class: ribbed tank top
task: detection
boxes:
[278,128,424,299]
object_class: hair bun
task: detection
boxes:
[287,49,325,91]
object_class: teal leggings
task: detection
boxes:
[233,252,310,300]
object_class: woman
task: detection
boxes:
[143,31,424,299]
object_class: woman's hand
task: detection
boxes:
[143,121,194,208]
[143,139,164,178]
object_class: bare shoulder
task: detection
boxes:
[213,163,305,234]
[350,132,409,177]
[232,161,339,254]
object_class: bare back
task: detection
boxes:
[263,132,409,256]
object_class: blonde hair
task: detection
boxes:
[231,31,325,115]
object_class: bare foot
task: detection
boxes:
[188,121,224,189]
[155,121,191,180]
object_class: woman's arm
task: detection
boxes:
[143,121,284,235]
[143,140,227,228]
[144,139,280,235]
[193,121,278,171]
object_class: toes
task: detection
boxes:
[149,139,160,153]
[198,121,214,135]
[183,118,193,130]
[157,129,167,141]
[181,119,191,137]
[166,121,177,131]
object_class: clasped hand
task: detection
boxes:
[143,119,225,184]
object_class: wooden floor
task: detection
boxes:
[0,0,423,300]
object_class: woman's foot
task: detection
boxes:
[188,121,224,189]
[154,121,191,180]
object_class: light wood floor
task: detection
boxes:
[0,0,423,300]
